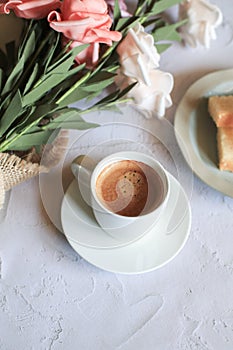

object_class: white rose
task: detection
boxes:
[115,69,173,118]
[117,23,161,86]
[115,23,174,118]
[179,0,223,48]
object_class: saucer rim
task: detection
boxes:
[62,173,191,274]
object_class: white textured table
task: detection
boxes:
[1,1,233,349]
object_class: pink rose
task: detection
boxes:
[48,0,122,66]
[62,37,100,68]
[0,0,61,19]
[48,0,121,44]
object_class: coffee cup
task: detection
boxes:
[71,151,170,245]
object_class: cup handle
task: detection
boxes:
[71,155,96,206]
[71,155,96,179]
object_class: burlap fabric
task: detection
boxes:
[0,131,69,209]
[0,152,48,209]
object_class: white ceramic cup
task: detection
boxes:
[71,151,170,246]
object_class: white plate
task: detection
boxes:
[174,68,233,197]
[61,178,134,250]
[61,173,191,274]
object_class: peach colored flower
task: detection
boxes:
[48,0,121,44]
[48,0,121,67]
[0,0,61,19]
[62,36,100,67]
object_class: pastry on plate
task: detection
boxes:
[217,127,233,172]
[208,95,233,127]
[208,95,233,172]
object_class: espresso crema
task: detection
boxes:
[95,160,164,217]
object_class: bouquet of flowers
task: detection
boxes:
[0,0,186,155]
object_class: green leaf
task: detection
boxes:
[136,0,148,8]
[47,44,88,73]
[44,32,61,73]
[2,102,57,142]
[113,0,121,26]
[22,103,57,127]
[115,17,129,31]
[8,129,56,151]
[23,62,39,94]
[55,70,115,107]
[49,120,98,130]
[99,104,121,113]
[23,61,85,106]
[56,69,91,107]
[142,18,163,29]
[34,51,79,89]
[23,74,64,106]
[0,90,23,137]
[18,19,34,58]
[153,20,186,43]
[155,43,172,53]
[151,0,183,14]
[57,88,91,107]
[95,82,136,107]
[95,90,121,106]
[20,28,36,62]
[115,17,140,32]
[4,106,36,139]
[81,72,115,92]
[133,0,153,17]
[45,108,98,130]
[2,55,24,95]
[46,51,78,76]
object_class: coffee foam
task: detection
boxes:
[96,160,164,217]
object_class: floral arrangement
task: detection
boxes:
[0,0,187,154]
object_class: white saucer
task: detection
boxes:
[61,173,191,274]
[174,69,233,197]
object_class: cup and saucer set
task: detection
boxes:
[61,150,191,274]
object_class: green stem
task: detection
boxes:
[56,70,91,105]
[134,5,144,17]
[81,98,131,113]
[0,116,44,152]
[134,0,151,17]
